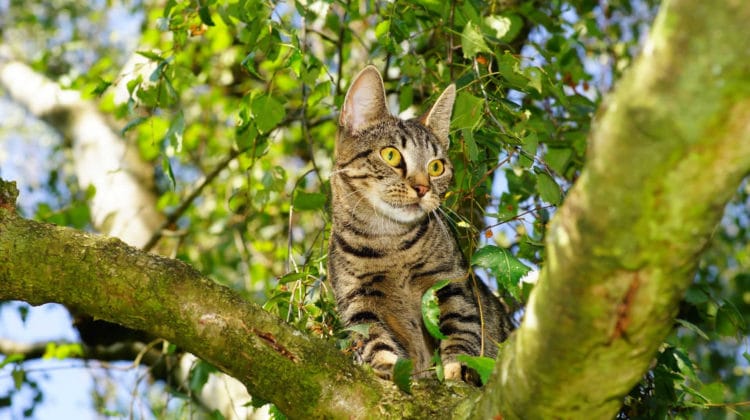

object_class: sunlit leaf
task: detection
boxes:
[461,21,491,58]
[422,279,450,340]
[472,245,531,299]
[0,354,25,369]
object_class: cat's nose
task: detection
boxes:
[413,184,430,197]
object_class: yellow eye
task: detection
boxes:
[380,147,402,167]
[428,159,444,176]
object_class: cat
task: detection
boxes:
[328,65,513,384]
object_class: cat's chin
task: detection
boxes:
[371,199,432,225]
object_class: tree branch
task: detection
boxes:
[478,1,750,418]
[0,189,481,418]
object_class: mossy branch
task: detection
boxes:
[0,196,481,418]
[477,1,750,418]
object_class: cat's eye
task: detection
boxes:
[380,147,402,167]
[427,159,444,176]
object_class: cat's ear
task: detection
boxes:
[340,65,390,133]
[421,84,456,148]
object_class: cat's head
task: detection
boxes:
[334,66,455,225]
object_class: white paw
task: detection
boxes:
[444,361,462,381]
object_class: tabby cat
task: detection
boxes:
[328,66,513,383]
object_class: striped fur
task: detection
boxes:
[329,66,512,383]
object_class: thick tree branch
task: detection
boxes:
[479,1,750,418]
[0,191,480,418]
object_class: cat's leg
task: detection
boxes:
[355,322,406,380]
[436,279,496,384]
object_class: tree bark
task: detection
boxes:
[477,1,750,418]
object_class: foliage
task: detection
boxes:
[1,0,749,418]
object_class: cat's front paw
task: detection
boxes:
[444,361,462,381]
[443,361,481,385]
[369,350,399,380]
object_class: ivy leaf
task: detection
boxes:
[461,21,491,58]
[472,245,531,300]
[456,355,495,385]
[422,279,451,340]
[393,358,413,394]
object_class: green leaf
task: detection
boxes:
[675,319,709,340]
[463,129,479,161]
[189,360,218,393]
[344,323,371,339]
[121,116,148,136]
[715,301,745,336]
[375,20,390,40]
[431,350,444,382]
[496,53,529,89]
[91,78,112,96]
[393,358,413,394]
[483,13,523,42]
[536,171,562,205]
[164,111,185,151]
[269,404,288,420]
[0,354,25,369]
[293,191,326,211]
[43,342,84,360]
[471,245,531,300]
[251,94,286,133]
[422,279,451,340]
[544,148,573,175]
[456,355,495,385]
[136,50,164,62]
[461,21,491,58]
[483,15,513,39]
[11,368,24,390]
[198,6,215,26]
[699,382,725,404]
[452,92,484,130]
[162,155,176,190]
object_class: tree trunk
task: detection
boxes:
[476,1,750,418]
